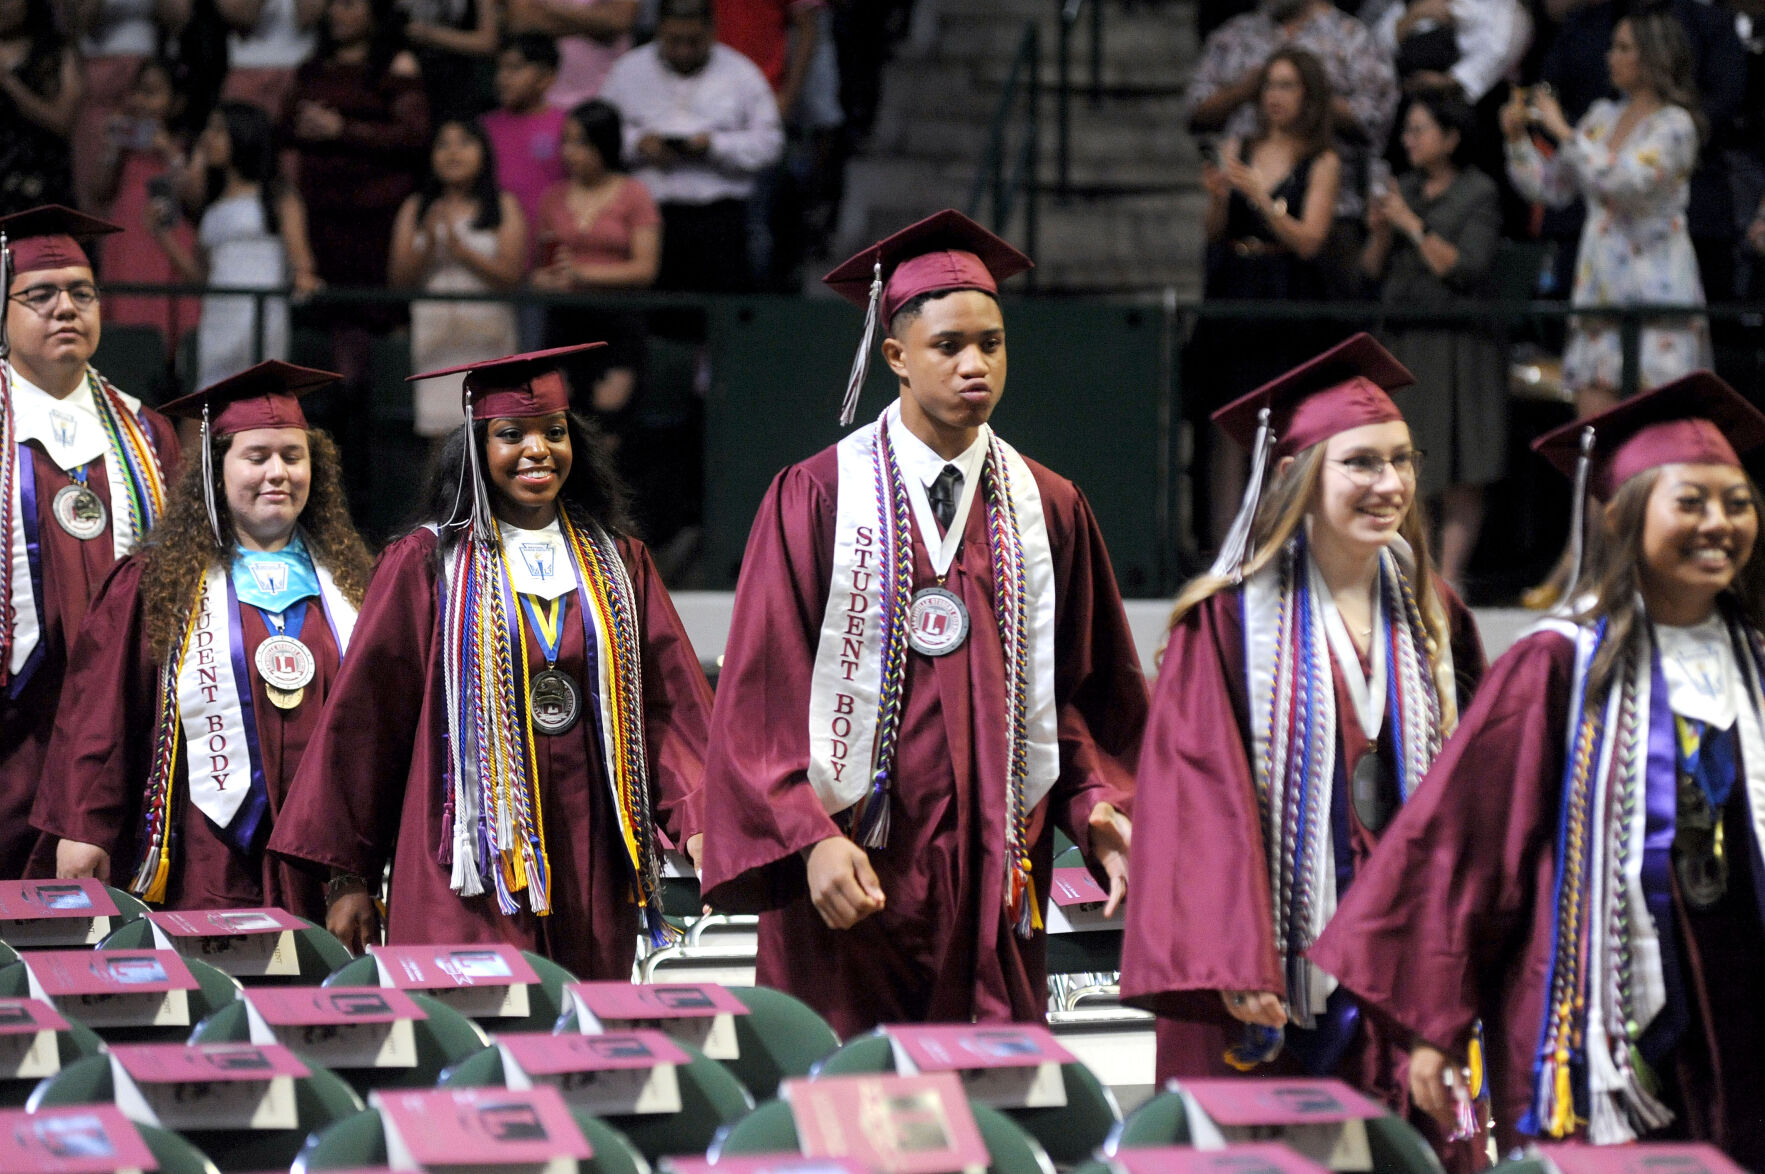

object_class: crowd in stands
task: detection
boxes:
[1183,0,1765,594]
[1,0,915,555]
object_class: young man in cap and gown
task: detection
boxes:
[0,205,177,878]
[699,211,1147,1037]
[1312,373,1765,1166]
[269,346,713,978]
[33,362,371,917]
[1119,335,1485,1162]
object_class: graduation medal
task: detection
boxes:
[255,634,315,710]
[51,482,107,540]
[529,667,582,735]
[1350,748,1393,833]
[907,586,969,656]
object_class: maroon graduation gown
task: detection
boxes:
[0,405,179,878]
[698,445,1148,1039]
[1309,630,1765,1165]
[31,556,335,918]
[267,528,713,981]
[1119,587,1484,1107]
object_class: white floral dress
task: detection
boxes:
[1506,98,1709,393]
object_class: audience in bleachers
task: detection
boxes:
[0,0,81,215]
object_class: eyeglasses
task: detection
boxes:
[8,282,101,314]
[1328,450,1424,485]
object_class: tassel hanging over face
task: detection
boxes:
[838,261,883,427]
[1209,407,1275,582]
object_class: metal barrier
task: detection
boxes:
[1056,0,1106,196]
[967,20,1042,275]
[87,281,1765,595]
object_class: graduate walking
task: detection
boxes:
[700,211,1147,1037]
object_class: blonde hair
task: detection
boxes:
[1167,437,1459,720]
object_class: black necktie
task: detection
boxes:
[928,464,962,532]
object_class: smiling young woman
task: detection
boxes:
[31,361,371,915]
[268,344,714,982]
[1119,333,1486,1167]
[1313,372,1765,1167]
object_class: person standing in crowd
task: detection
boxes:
[219,0,322,124]
[0,0,82,216]
[0,206,178,879]
[1313,372,1765,1168]
[68,0,173,215]
[504,0,632,112]
[700,211,1146,1038]
[153,101,319,388]
[1185,0,1398,232]
[402,0,500,123]
[1120,335,1484,1161]
[1507,6,1709,417]
[36,362,370,917]
[531,99,659,431]
[269,345,714,976]
[1361,90,1504,592]
[392,118,526,446]
[598,0,782,292]
[90,56,200,360]
[483,33,568,271]
[285,0,429,492]
[1197,47,1341,552]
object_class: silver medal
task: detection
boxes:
[255,634,317,692]
[907,587,970,657]
[1351,748,1394,833]
[51,483,108,540]
[530,668,583,735]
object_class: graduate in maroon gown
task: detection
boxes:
[699,211,1146,1038]
[1,205,178,879]
[1311,373,1765,1167]
[268,345,713,981]
[1118,335,1486,1154]
[33,362,373,919]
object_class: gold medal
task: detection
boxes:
[265,683,305,710]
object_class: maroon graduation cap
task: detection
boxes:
[1533,370,1765,593]
[822,209,1033,426]
[162,360,340,546]
[0,205,122,359]
[1209,333,1415,579]
[405,343,607,541]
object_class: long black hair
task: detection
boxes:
[413,410,636,551]
[565,99,626,174]
[415,119,503,232]
[313,0,410,77]
[206,100,284,234]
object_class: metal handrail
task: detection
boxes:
[1056,0,1105,195]
[966,20,1041,282]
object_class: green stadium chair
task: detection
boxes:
[1105,1087,1191,1151]
[1365,1114,1447,1174]
[295,1103,653,1174]
[440,1037,754,1161]
[720,985,840,1100]
[324,948,576,1033]
[137,1122,224,1174]
[188,990,490,1094]
[809,1031,1118,1165]
[28,1051,365,1172]
[0,1012,106,1108]
[714,1096,1056,1174]
[99,914,352,982]
[0,955,242,1043]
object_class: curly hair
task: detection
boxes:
[140,429,375,654]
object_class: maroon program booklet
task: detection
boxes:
[370,1085,592,1174]
[566,981,747,1059]
[0,1105,158,1174]
[785,1071,988,1174]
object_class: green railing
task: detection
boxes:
[966,19,1042,278]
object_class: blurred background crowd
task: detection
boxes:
[3,0,1763,597]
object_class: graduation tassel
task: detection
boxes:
[838,261,883,427]
[1564,424,1596,604]
[0,230,11,359]
[1209,408,1275,582]
[200,405,223,548]
[462,386,496,544]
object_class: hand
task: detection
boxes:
[405,19,435,45]
[1403,69,1457,94]
[684,833,704,876]
[634,133,671,164]
[291,269,323,299]
[56,839,111,881]
[1366,192,1391,233]
[804,836,886,929]
[1499,93,1530,142]
[1530,91,1571,140]
[1201,160,1231,201]
[294,101,344,141]
[1408,1043,1458,1127]
[685,132,711,157]
[1408,0,1452,23]
[1224,155,1271,210]
[1381,189,1423,238]
[1087,801,1131,917]
[530,260,573,290]
[1220,989,1287,1027]
[327,890,380,954]
[1745,216,1765,256]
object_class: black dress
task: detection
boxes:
[0,35,75,215]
